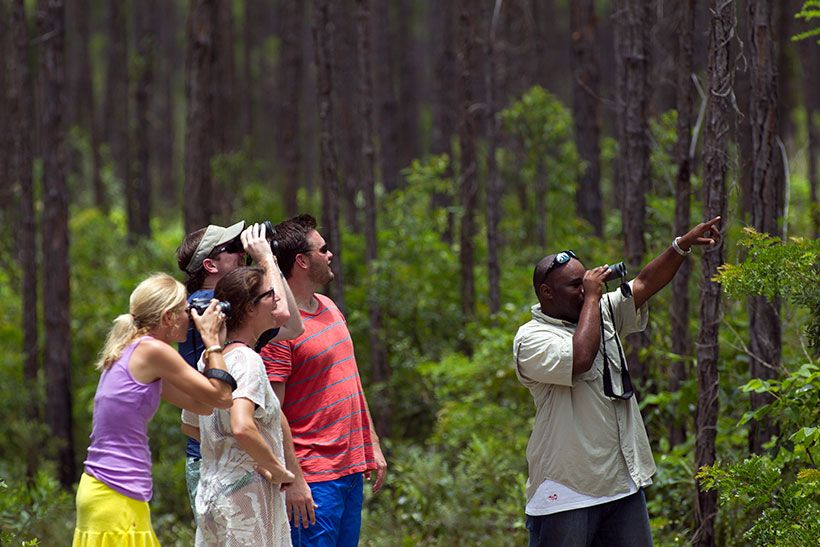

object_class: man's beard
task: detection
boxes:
[308,260,334,286]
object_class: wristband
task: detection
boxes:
[202,345,223,363]
[672,237,691,256]
[204,368,238,391]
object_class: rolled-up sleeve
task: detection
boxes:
[514,330,573,387]
[608,281,648,337]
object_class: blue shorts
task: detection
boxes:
[291,473,364,547]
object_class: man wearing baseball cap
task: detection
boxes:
[175,221,304,516]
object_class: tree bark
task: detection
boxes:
[457,0,479,327]
[356,0,389,435]
[395,0,420,171]
[65,0,104,208]
[153,0,179,210]
[103,0,130,220]
[280,0,304,216]
[11,0,40,479]
[38,0,76,489]
[748,0,782,455]
[614,0,653,387]
[373,0,401,191]
[133,0,154,239]
[570,0,603,236]
[486,0,504,316]
[313,0,346,312]
[333,0,361,232]
[184,0,216,232]
[670,0,696,448]
[695,2,733,544]
[799,34,820,238]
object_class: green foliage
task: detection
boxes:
[696,457,820,546]
[793,1,820,43]
[0,470,74,545]
[716,228,820,350]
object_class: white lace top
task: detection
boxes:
[183,345,291,546]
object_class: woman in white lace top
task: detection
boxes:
[183,266,294,546]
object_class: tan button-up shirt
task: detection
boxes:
[513,282,655,502]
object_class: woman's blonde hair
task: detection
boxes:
[96,273,187,370]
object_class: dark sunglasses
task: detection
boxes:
[253,287,276,304]
[540,250,578,284]
[209,239,244,258]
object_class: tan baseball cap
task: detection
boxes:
[185,221,245,273]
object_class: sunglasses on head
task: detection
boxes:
[540,250,578,284]
[253,287,276,304]
[209,239,244,258]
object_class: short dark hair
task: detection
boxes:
[533,254,557,293]
[214,267,265,332]
[274,214,318,277]
[177,228,207,293]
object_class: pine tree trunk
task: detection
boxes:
[615,0,653,387]
[184,0,216,232]
[570,0,603,236]
[800,38,820,238]
[154,0,178,210]
[357,0,389,436]
[38,0,76,489]
[280,0,303,216]
[457,0,479,327]
[695,2,733,543]
[430,0,457,243]
[333,1,361,232]
[66,0,104,209]
[133,0,154,239]
[486,0,503,317]
[747,0,782,455]
[103,0,131,223]
[395,0,420,172]
[313,0,346,312]
[373,0,401,191]
[670,0,696,448]
[11,0,40,479]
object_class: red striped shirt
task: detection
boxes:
[260,294,375,482]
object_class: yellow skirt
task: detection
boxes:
[73,472,161,547]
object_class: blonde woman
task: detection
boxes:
[73,273,235,547]
[184,267,294,546]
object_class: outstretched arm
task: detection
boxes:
[632,216,722,309]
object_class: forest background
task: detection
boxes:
[1,0,819,545]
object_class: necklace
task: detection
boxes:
[223,339,254,349]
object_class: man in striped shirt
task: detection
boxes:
[260,214,387,546]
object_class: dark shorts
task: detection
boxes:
[526,489,653,547]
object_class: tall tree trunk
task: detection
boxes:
[103,0,130,221]
[280,0,304,216]
[800,36,820,238]
[430,0,457,243]
[747,0,782,455]
[11,0,40,480]
[395,0,420,171]
[670,0,697,448]
[486,0,503,316]
[356,0,389,435]
[154,0,178,210]
[66,0,104,208]
[695,2,733,544]
[38,0,76,489]
[0,1,9,218]
[313,0,346,312]
[570,0,603,236]
[333,0,361,232]
[614,0,653,387]
[373,0,401,191]
[457,0,479,327]
[184,0,216,232]
[133,0,154,239]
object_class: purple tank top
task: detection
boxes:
[83,336,161,501]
